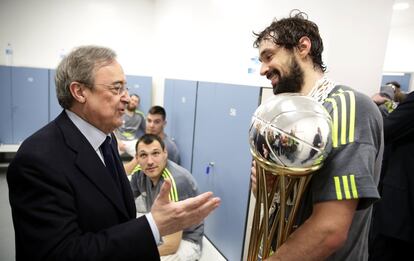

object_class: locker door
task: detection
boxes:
[0,66,13,144]
[192,82,261,261]
[11,67,49,143]
[126,75,152,115]
[164,79,198,171]
[49,69,62,121]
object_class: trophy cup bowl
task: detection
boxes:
[249,93,332,174]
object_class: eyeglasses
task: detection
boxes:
[95,82,129,96]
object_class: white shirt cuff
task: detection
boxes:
[145,213,163,246]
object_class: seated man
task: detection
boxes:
[146,105,180,164]
[124,105,180,174]
[115,93,145,157]
[130,134,203,261]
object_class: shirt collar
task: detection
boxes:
[65,109,109,150]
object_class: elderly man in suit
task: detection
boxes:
[7,45,220,261]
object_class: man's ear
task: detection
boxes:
[297,36,311,58]
[69,82,87,103]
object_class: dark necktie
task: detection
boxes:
[100,136,121,188]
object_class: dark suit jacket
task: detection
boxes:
[373,91,414,242]
[7,111,160,260]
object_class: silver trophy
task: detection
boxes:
[247,93,332,260]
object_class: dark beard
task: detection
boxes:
[273,57,304,95]
[127,104,136,111]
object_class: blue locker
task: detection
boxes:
[126,75,152,115]
[11,67,49,143]
[0,66,13,144]
[48,69,62,121]
[192,82,261,261]
[164,79,198,171]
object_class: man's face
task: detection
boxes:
[127,95,139,111]
[258,39,304,95]
[136,140,168,183]
[146,113,165,136]
[82,60,129,133]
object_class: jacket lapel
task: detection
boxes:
[56,111,131,219]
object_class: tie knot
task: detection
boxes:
[102,136,111,147]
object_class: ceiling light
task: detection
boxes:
[393,2,410,10]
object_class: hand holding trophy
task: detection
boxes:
[248,93,332,260]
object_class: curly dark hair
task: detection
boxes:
[253,9,326,72]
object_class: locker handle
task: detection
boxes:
[205,162,215,175]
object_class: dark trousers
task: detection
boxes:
[369,233,414,261]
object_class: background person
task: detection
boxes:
[6,45,220,261]
[146,106,180,164]
[131,134,203,261]
[115,93,146,157]
[371,85,397,119]
[386,81,406,104]
[124,105,180,174]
